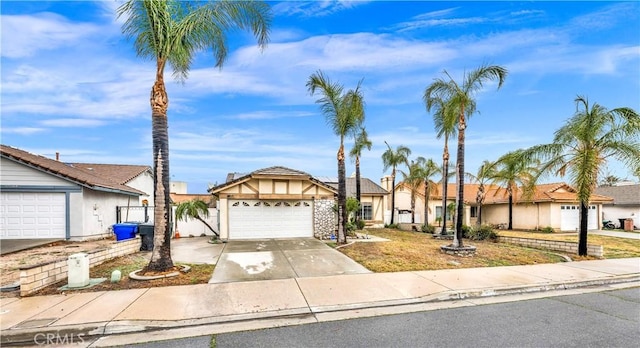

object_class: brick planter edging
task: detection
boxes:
[19,238,140,297]
[498,236,603,257]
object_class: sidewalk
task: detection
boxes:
[1,258,639,346]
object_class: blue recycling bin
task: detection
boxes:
[113,223,138,241]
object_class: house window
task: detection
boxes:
[470,206,478,218]
[435,206,442,219]
[361,203,373,220]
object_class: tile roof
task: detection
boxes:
[1,144,144,195]
[71,163,151,185]
[396,179,613,205]
[170,193,216,207]
[325,177,388,196]
[594,184,640,205]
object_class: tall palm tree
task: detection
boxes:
[117,0,271,271]
[307,71,364,244]
[424,64,507,247]
[382,142,411,225]
[489,151,538,230]
[466,160,497,226]
[415,157,441,226]
[350,127,372,222]
[521,96,640,255]
[175,199,219,237]
[425,96,456,235]
[399,159,424,225]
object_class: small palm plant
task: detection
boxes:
[175,199,219,242]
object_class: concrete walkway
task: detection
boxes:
[1,258,638,347]
[590,230,640,240]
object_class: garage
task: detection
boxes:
[0,192,66,239]
[228,200,313,239]
[560,205,597,231]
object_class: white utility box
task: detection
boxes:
[67,253,90,288]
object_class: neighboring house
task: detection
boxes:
[390,178,613,231]
[595,184,640,229]
[209,166,337,240]
[171,193,218,237]
[319,176,388,227]
[383,177,459,226]
[0,145,152,240]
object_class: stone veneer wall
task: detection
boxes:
[19,238,140,296]
[499,236,603,257]
[314,199,337,240]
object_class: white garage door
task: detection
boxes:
[560,205,597,231]
[0,192,66,239]
[228,200,313,239]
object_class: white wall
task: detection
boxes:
[602,206,640,229]
[126,171,154,205]
[78,189,138,240]
[0,157,71,186]
[173,207,218,237]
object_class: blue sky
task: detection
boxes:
[2,1,639,193]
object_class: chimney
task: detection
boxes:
[56,152,60,161]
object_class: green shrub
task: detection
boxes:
[539,226,554,233]
[346,221,357,235]
[356,219,366,230]
[385,223,400,229]
[467,225,499,241]
[461,224,472,238]
[421,224,435,233]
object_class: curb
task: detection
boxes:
[2,275,639,346]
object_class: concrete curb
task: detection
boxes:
[2,274,638,346]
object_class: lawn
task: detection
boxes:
[338,228,570,273]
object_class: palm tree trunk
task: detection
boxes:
[440,143,449,235]
[338,144,347,244]
[410,191,415,224]
[355,156,361,222]
[508,192,513,230]
[423,182,428,225]
[478,204,482,225]
[195,216,220,237]
[455,115,465,248]
[390,169,396,225]
[147,59,174,272]
[578,202,589,256]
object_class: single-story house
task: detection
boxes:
[320,176,388,227]
[594,183,640,229]
[390,177,613,231]
[209,166,337,240]
[0,145,153,240]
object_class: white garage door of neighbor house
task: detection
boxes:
[560,205,597,231]
[228,200,313,239]
[0,192,66,239]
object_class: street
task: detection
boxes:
[126,287,639,348]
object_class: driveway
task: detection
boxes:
[209,238,371,284]
[0,239,63,255]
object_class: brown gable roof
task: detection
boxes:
[484,182,613,204]
[71,163,151,185]
[595,184,640,205]
[210,166,337,194]
[1,145,143,196]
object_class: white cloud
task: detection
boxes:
[273,1,370,17]
[1,127,46,135]
[40,119,108,127]
[0,12,101,58]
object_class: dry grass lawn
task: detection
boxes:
[339,228,569,273]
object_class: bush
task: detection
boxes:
[346,221,357,235]
[421,224,435,233]
[467,225,499,242]
[356,219,366,230]
[385,223,400,229]
[539,226,554,233]
[461,224,472,238]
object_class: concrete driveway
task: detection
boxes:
[0,239,62,255]
[209,238,370,284]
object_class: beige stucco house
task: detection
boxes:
[322,176,388,227]
[209,166,337,240]
[389,177,613,231]
[594,183,640,229]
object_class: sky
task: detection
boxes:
[1,1,639,194]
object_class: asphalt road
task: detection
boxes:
[126,287,639,348]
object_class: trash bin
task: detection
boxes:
[113,223,138,241]
[624,219,634,232]
[139,223,154,251]
[618,219,627,230]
